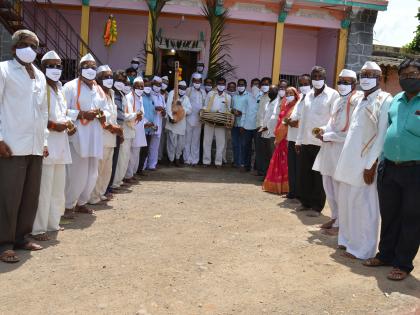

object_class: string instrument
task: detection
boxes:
[170,61,185,123]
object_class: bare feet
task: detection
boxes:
[15,241,43,251]
[363,257,387,267]
[387,268,409,281]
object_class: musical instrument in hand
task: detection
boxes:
[170,61,185,124]
[199,109,235,129]
[312,127,323,136]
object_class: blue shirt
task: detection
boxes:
[240,92,258,130]
[383,91,420,162]
[142,93,155,135]
[232,91,253,127]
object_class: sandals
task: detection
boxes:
[0,250,20,263]
[75,205,95,215]
[362,257,388,267]
[320,219,336,229]
[30,233,50,241]
[387,268,409,281]
[63,208,76,219]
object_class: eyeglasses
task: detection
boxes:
[179,87,187,91]
[45,64,63,69]
[102,75,113,79]
[360,73,379,79]
[337,81,352,85]
[15,42,38,50]
[399,71,420,80]
[81,66,97,70]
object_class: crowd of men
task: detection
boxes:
[0,30,419,282]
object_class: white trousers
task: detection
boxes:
[184,123,201,165]
[147,134,160,169]
[90,147,114,204]
[126,146,141,178]
[323,175,340,228]
[65,143,99,209]
[167,131,185,162]
[203,124,226,166]
[337,182,380,259]
[32,164,65,235]
[113,137,133,187]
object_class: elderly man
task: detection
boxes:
[63,53,106,217]
[334,61,392,260]
[203,77,232,168]
[0,30,47,262]
[166,81,192,166]
[312,69,360,236]
[31,51,77,241]
[184,73,206,166]
[363,58,420,280]
[295,66,339,217]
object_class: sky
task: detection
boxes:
[373,0,418,47]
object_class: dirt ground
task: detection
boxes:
[0,166,419,315]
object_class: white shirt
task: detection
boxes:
[0,59,48,156]
[256,93,270,128]
[261,97,280,139]
[287,94,304,142]
[165,90,192,136]
[296,85,339,146]
[120,91,137,140]
[43,82,72,165]
[126,92,147,147]
[186,87,206,127]
[204,90,232,113]
[101,89,117,148]
[63,78,105,158]
[151,91,166,136]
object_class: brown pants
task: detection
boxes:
[0,155,42,252]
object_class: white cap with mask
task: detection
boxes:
[360,61,382,91]
[42,50,62,82]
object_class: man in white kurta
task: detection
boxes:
[312,69,360,235]
[166,80,192,165]
[203,78,232,167]
[32,51,75,239]
[63,53,106,216]
[334,61,393,260]
[184,73,206,166]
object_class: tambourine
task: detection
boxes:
[312,127,322,136]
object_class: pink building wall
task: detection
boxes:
[316,28,338,86]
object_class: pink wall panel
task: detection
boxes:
[316,28,338,86]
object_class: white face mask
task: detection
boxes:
[217,85,225,92]
[286,95,295,103]
[299,85,311,95]
[102,78,114,89]
[179,89,186,96]
[237,86,245,93]
[123,85,132,95]
[279,90,285,98]
[360,78,377,91]
[144,86,152,94]
[337,84,352,96]
[205,85,212,92]
[131,63,139,69]
[16,47,37,64]
[45,68,62,82]
[82,68,97,81]
[114,81,125,91]
[161,83,168,91]
[312,80,325,90]
[135,88,143,97]
[261,85,269,93]
[193,83,201,90]
[152,85,161,93]
[197,66,204,72]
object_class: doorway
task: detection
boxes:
[160,49,198,89]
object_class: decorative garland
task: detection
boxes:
[103,15,117,47]
[156,32,201,51]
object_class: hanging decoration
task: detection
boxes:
[103,15,118,47]
[156,32,201,51]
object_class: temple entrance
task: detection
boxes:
[160,49,198,88]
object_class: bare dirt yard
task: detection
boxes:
[0,166,419,315]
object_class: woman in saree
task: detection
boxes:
[262,87,300,194]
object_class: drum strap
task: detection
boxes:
[206,93,228,113]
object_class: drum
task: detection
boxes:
[199,110,235,129]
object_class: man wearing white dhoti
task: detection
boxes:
[184,73,206,166]
[31,51,76,240]
[166,80,192,166]
[312,69,360,236]
[334,61,393,260]
[63,53,106,217]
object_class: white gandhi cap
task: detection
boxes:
[179,80,187,87]
[41,50,60,62]
[192,72,202,79]
[152,76,162,83]
[361,61,382,72]
[80,53,95,64]
[134,76,144,83]
[338,69,357,79]
[96,64,112,74]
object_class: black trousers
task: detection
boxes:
[376,160,420,273]
[299,144,325,211]
[0,155,42,252]
[137,134,152,173]
[107,135,122,191]
[287,141,300,198]
[255,133,274,176]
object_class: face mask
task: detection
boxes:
[131,63,139,69]
[261,85,269,93]
[197,66,204,72]
[114,81,125,91]
[205,85,212,92]
[152,85,161,93]
[135,88,144,97]
[128,76,135,85]
[45,68,62,82]
[82,68,97,81]
[217,85,225,92]
[399,78,420,94]
[279,90,285,98]
[144,86,152,94]
[102,78,113,89]
[16,47,37,63]
[161,83,168,91]
[268,91,277,101]
[312,80,325,90]
[193,83,201,90]
[286,95,295,103]
[123,85,132,95]
[299,85,311,95]
[179,89,186,96]
[228,91,235,96]
[360,78,377,91]
[238,86,245,93]
[337,84,352,96]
